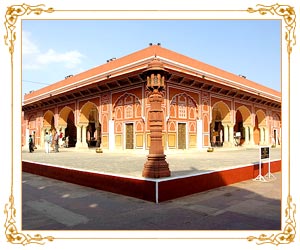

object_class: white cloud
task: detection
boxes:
[23,63,41,70]
[36,49,84,69]
[22,31,84,70]
[22,31,40,55]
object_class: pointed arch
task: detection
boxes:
[79,101,99,124]
[43,110,55,128]
[58,106,74,127]
[256,109,266,126]
[113,93,142,121]
[236,105,251,124]
[170,92,198,119]
[113,92,141,110]
[211,101,231,122]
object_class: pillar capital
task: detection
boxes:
[77,122,89,127]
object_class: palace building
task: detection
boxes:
[22,44,281,151]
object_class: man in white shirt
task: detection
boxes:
[44,132,51,153]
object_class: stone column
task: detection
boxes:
[81,124,88,148]
[222,123,234,147]
[259,126,265,145]
[223,124,229,145]
[249,125,255,146]
[142,57,170,178]
[40,128,45,147]
[75,125,82,148]
[229,124,234,146]
[244,126,249,144]
[96,122,101,148]
[265,127,270,145]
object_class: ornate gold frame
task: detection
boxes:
[3,2,296,246]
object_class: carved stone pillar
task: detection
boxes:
[259,126,265,145]
[96,122,101,148]
[142,58,170,178]
[223,124,229,145]
[75,125,82,149]
[244,125,249,144]
[81,124,88,148]
[249,125,255,145]
[265,127,270,145]
[229,124,234,146]
[223,123,234,147]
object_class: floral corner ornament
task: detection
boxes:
[4,195,54,245]
[247,3,296,54]
[4,3,54,54]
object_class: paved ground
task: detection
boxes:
[22,171,281,230]
[22,146,281,178]
[22,146,281,230]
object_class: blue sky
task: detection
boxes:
[22,20,281,97]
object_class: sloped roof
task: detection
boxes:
[23,45,280,104]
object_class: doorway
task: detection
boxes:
[126,123,134,149]
[178,123,186,149]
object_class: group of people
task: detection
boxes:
[44,130,69,153]
[44,130,59,153]
[28,130,69,153]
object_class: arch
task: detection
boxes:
[273,113,281,128]
[113,92,141,110]
[170,92,198,120]
[236,105,251,124]
[255,109,266,127]
[58,106,74,127]
[210,101,230,147]
[43,110,55,128]
[113,93,142,122]
[211,101,230,122]
[79,101,99,124]
[78,101,101,148]
[170,93,198,108]
[63,110,76,147]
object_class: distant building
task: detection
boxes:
[22,45,281,150]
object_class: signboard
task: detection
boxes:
[254,146,275,182]
[260,146,270,159]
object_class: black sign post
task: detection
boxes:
[254,146,272,182]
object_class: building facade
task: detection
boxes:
[22,45,281,151]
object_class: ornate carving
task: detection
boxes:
[4,3,55,246]
[247,4,296,246]
[247,195,296,245]
[248,4,296,54]
[4,3,54,54]
[4,195,54,245]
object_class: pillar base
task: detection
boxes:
[75,142,89,150]
[143,154,171,178]
[223,142,234,147]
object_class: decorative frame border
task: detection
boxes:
[2,2,296,247]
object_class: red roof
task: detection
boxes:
[24,45,280,103]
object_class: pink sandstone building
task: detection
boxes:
[22,44,281,151]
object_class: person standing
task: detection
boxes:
[44,132,51,153]
[54,130,60,152]
[28,135,34,153]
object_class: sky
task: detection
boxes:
[22,20,281,97]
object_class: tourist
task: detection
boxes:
[54,130,60,152]
[29,135,34,153]
[44,132,51,153]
